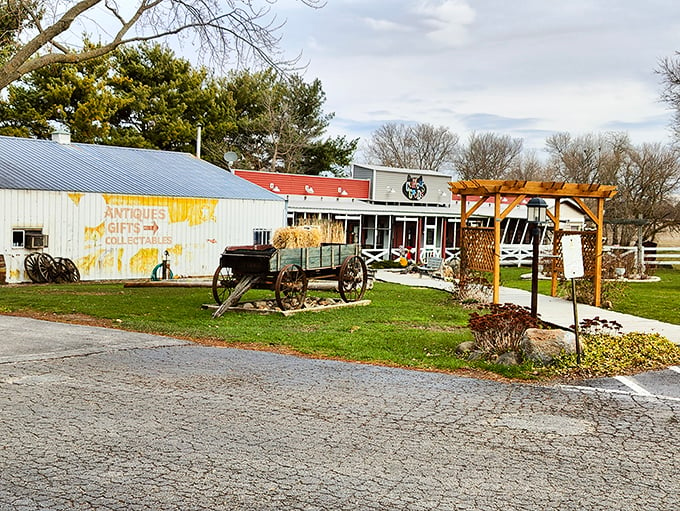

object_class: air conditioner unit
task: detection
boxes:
[25,234,48,249]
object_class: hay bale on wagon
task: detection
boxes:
[273,226,323,248]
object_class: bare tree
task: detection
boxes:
[659,52,680,140]
[0,0,323,90]
[505,150,550,181]
[546,132,680,244]
[364,122,458,171]
[544,132,627,185]
[608,143,680,244]
[453,132,522,180]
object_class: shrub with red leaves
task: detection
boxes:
[468,303,542,355]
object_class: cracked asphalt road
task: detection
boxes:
[0,317,678,510]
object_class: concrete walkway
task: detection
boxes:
[375,269,680,344]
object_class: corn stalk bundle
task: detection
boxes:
[297,218,345,244]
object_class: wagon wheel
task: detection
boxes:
[60,258,81,282]
[275,264,308,310]
[51,258,71,283]
[212,265,237,305]
[24,253,45,283]
[36,253,57,282]
[338,255,368,302]
[53,257,80,283]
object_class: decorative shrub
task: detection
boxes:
[603,248,656,279]
[550,331,680,379]
[557,278,628,308]
[576,316,623,336]
[467,303,542,355]
[452,269,492,304]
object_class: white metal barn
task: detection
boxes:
[0,134,286,283]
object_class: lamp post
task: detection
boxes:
[526,197,548,317]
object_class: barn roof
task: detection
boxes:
[0,135,283,201]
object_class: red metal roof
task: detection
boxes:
[234,170,370,199]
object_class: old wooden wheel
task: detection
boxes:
[50,258,70,283]
[24,253,45,283]
[60,258,81,282]
[275,264,307,310]
[36,253,57,282]
[52,257,80,283]
[212,265,237,305]
[338,255,368,302]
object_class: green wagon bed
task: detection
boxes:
[211,243,368,316]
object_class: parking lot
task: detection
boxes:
[1,315,678,510]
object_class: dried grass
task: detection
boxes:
[273,219,346,248]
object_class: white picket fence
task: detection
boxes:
[606,246,680,267]
[361,245,680,267]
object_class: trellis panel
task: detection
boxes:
[461,227,495,272]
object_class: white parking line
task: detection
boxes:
[614,375,652,396]
[559,384,680,402]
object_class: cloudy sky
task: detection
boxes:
[270,0,680,158]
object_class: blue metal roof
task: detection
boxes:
[0,135,283,201]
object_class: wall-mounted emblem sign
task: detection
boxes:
[402,175,427,201]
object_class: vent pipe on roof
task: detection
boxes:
[51,130,71,145]
[196,123,202,158]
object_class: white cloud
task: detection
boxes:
[414,0,476,47]
[243,0,680,152]
[361,17,411,33]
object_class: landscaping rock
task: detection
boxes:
[458,286,492,304]
[455,341,476,354]
[495,351,520,366]
[467,350,486,361]
[520,328,577,365]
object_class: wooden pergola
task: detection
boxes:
[448,179,618,306]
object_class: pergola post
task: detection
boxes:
[550,199,561,297]
[493,193,501,303]
[593,198,605,307]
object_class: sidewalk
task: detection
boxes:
[374,269,680,345]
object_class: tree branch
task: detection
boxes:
[1,0,320,90]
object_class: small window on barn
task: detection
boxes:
[12,230,25,248]
[12,229,48,249]
[253,228,272,246]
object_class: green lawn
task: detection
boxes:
[0,281,537,378]
[500,266,680,325]
[2,271,678,380]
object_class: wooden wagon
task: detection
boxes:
[211,243,368,315]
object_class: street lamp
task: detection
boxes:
[526,197,548,317]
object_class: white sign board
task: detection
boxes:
[562,234,584,279]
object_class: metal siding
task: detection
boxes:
[375,171,451,205]
[351,166,374,181]
[376,173,406,202]
[1,189,286,283]
[0,136,284,202]
[354,163,444,177]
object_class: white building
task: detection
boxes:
[0,134,286,283]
